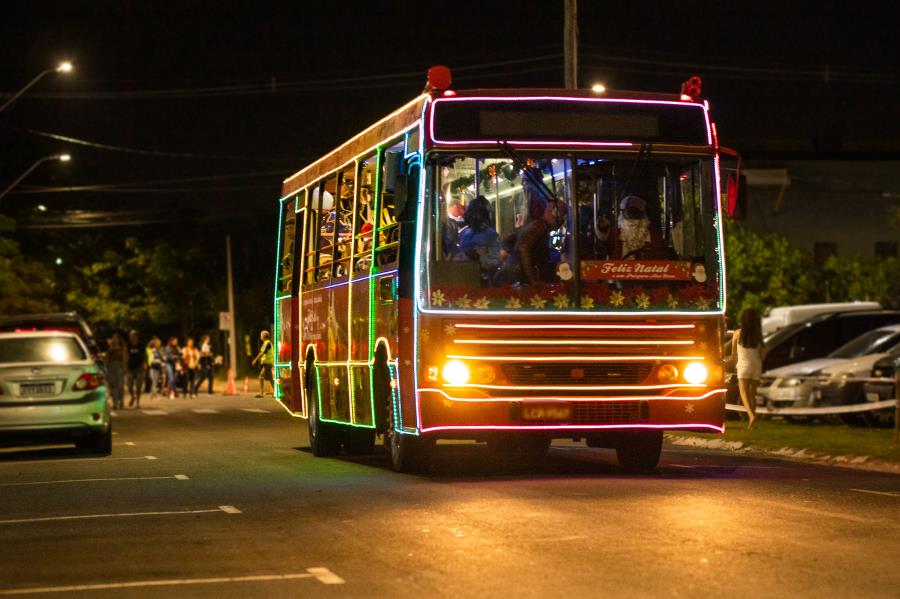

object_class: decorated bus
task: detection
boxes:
[272,67,733,472]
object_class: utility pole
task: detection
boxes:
[564,0,578,89]
[225,234,238,375]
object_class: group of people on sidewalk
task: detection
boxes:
[104,330,217,409]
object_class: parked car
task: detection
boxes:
[760,324,900,415]
[859,350,900,427]
[724,310,900,406]
[0,331,111,453]
[0,312,100,360]
[761,301,881,336]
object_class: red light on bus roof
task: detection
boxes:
[680,75,702,100]
[427,65,452,92]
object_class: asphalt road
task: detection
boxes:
[1,394,898,598]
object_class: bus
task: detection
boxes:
[272,67,731,472]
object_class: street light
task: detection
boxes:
[0,154,72,203]
[0,61,74,113]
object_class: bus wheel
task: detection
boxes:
[306,369,340,457]
[390,430,434,473]
[615,431,663,472]
[345,427,376,455]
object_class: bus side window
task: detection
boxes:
[296,189,315,288]
[353,154,377,273]
[278,197,297,295]
[333,166,355,278]
[314,177,337,282]
[376,141,404,265]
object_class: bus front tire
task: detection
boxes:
[615,431,663,472]
[390,430,434,473]
[307,370,341,457]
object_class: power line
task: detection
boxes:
[3,126,289,162]
[9,170,290,194]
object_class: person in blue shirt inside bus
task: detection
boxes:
[457,195,500,285]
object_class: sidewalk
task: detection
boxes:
[666,419,900,475]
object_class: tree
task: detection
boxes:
[0,216,57,314]
[723,220,818,323]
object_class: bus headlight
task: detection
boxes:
[442,360,470,386]
[683,362,708,385]
[657,364,679,384]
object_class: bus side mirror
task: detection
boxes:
[726,173,748,220]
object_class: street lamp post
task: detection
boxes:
[0,61,73,113]
[0,154,71,202]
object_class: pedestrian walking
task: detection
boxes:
[125,330,146,408]
[250,330,275,398]
[194,335,215,395]
[105,332,128,410]
[163,337,181,399]
[182,337,200,398]
[733,308,766,429]
[146,336,163,400]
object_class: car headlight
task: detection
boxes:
[442,360,470,386]
[780,377,802,388]
[683,362,708,385]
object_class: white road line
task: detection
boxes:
[192,408,220,414]
[0,475,188,487]
[241,408,270,413]
[0,455,157,465]
[306,567,345,584]
[0,573,317,595]
[0,506,239,525]
[124,442,135,446]
[849,488,900,498]
[142,409,168,415]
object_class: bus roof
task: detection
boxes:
[281,87,708,197]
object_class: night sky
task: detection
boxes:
[2,0,898,229]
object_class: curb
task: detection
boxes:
[664,434,900,475]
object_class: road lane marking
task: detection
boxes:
[192,408,220,414]
[0,475,189,487]
[849,488,900,498]
[241,408,270,413]
[306,567,345,584]
[124,442,135,446]
[0,455,157,465]
[142,409,168,415]
[0,573,320,595]
[0,506,239,525]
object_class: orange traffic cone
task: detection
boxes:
[224,368,236,396]
[242,377,249,393]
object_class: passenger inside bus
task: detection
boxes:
[494,200,568,286]
[456,195,500,285]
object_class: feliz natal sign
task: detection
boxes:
[581,260,693,281]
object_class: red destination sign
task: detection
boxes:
[581,260,693,281]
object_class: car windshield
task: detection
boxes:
[828,329,900,359]
[423,152,721,312]
[0,337,87,364]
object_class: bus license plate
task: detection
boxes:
[521,403,571,422]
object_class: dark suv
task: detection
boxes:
[0,312,100,360]
[725,310,900,404]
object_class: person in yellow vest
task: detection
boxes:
[250,330,275,398]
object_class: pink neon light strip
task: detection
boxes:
[445,354,704,362]
[443,382,706,392]
[453,339,693,346]
[453,323,696,330]
[420,423,725,434]
[429,95,712,146]
[417,387,725,403]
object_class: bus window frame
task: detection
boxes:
[353,153,378,273]
[333,165,356,279]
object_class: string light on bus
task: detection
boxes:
[417,387,725,403]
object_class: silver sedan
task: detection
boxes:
[0,331,111,453]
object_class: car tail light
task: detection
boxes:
[73,373,105,391]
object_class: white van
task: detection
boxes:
[761,302,882,336]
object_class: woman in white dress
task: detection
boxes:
[732,308,765,429]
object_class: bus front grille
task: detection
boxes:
[500,363,652,385]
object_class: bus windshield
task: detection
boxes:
[424,152,721,312]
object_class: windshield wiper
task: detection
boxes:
[497,141,561,204]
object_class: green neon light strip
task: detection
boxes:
[314,364,375,429]
[367,146,384,430]
[272,197,290,401]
